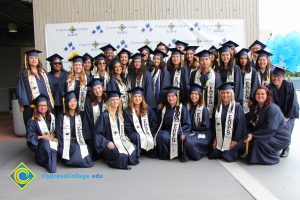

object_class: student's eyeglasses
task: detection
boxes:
[98,62,106,65]
[53,62,62,65]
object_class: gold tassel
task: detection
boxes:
[176,90,180,106]
[202,90,205,106]
[62,97,66,113]
[24,54,27,69]
[245,140,249,156]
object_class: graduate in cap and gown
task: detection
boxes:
[107,60,129,108]
[127,53,156,109]
[93,53,109,90]
[184,46,200,77]
[56,91,94,167]
[267,66,299,157]
[123,87,158,157]
[243,86,290,164]
[186,84,212,160]
[235,48,260,113]
[154,86,192,161]
[255,49,274,86]
[150,49,171,111]
[94,90,139,169]
[26,94,58,173]
[209,45,219,71]
[209,82,246,162]
[155,42,170,63]
[190,50,222,118]
[17,50,55,128]
[167,48,190,105]
[55,53,91,114]
[82,78,107,160]
[117,48,132,79]
[100,44,117,71]
[82,53,94,79]
[222,40,239,63]
[249,40,267,67]
[216,46,243,104]
[138,45,154,72]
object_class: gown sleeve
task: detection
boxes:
[94,112,110,153]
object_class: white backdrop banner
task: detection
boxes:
[45,19,245,70]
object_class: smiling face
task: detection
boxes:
[132,94,143,105]
[167,93,177,106]
[93,85,103,97]
[255,88,267,105]
[220,90,233,105]
[171,54,181,66]
[68,98,77,110]
[105,51,114,61]
[199,57,211,72]
[73,62,83,74]
[52,58,62,71]
[190,91,200,104]
[258,56,268,70]
[239,55,248,67]
[153,56,161,67]
[186,51,194,62]
[37,101,48,114]
[28,56,39,67]
[109,97,120,109]
[133,59,142,70]
[97,60,106,71]
[113,62,122,75]
[221,52,231,64]
[271,74,284,88]
[119,54,129,65]
[83,59,92,71]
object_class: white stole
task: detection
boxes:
[257,69,270,86]
[109,114,135,155]
[243,69,252,113]
[132,109,154,151]
[194,105,206,139]
[62,115,89,160]
[68,75,88,111]
[116,78,128,109]
[152,69,161,97]
[37,113,58,151]
[173,69,181,87]
[227,67,235,82]
[215,102,236,151]
[92,102,106,125]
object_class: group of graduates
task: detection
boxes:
[17,39,299,173]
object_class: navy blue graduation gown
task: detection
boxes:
[127,71,157,109]
[17,70,53,127]
[169,67,190,104]
[209,102,247,161]
[186,105,211,160]
[240,68,260,102]
[123,107,158,157]
[56,114,94,167]
[107,76,125,92]
[27,119,57,173]
[47,70,68,99]
[94,111,139,169]
[151,68,171,109]
[155,104,192,161]
[246,103,290,165]
[190,70,222,110]
[267,80,299,119]
[218,65,243,104]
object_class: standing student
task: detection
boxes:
[184,46,200,77]
[27,94,58,173]
[138,45,154,72]
[255,49,273,86]
[209,45,219,70]
[17,50,54,128]
[82,53,94,79]
[94,90,139,170]
[93,53,109,90]
[100,44,117,70]
[249,40,266,66]
[117,48,132,79]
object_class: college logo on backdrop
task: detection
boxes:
[78,40,103,52]
[116,40,128,49]
[193,37,213,45]
[214,22,224,32]
[141,23,153,32]
[55,25,88,37]
[91,25,104,34]
[64,42,76,51]
[189,22,201,32]
[143,39,151,45]
[8,162,36,190]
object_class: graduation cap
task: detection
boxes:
[94,53,106,62]
[127,86,144,95]
[82,53,93,62]
[106,90,122,98]
[255,49,273,57]
[156,42,170,52]
[138,45,153,54]
[209,45,218,55]
[30,94,49,108]
[152,49,167,58]
[236,48,250,57]
[117,48,132,58]
[175,40,189,48]
[196,50,211,58]
[25,49,42,57]
[185,46,199,52]
[62,91,77,113]
[169,48,184,56]
[46,53,64,62]
[68,55,83,63]
[100,44,116,52]
[87,78,104,88]
[190,83,205,94]
[272,66,287,77]
[164,86,181,94]
[249,40,266,50]
[218,46,230,53]
[130,53,142,60]
[218,82,236,90]
[222,40,239,48]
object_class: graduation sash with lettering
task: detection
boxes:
[94,71,109,90]
[68,75,88,111]
[92,102,106,125]
[132,109,154,151]
[257,69,270,86]
[152,69,161,100]
[62,115,89,160]
[109,114,135,155]
[28,70,54,108]
[116,78,128,108]
[215,102,236,151]
[193,105,206,139]
[243,69,252,113]
[173,69,181,87]
[37,113,58,151]
[227,67,235,82]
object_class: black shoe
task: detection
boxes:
[280,148,289,158]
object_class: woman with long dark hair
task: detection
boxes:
[184,46,199,77]
[117,48,132,79]
[93,53,109,90]
[255,49,273,86]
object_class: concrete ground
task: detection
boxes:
[1,94,300,200]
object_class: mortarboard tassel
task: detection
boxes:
[24,54,27,69]
[62,97,66,113]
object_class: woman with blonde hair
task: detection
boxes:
[255,49,273,86]
[123,87,158,157]
[94,90,139,169]
[209,82,246,162]
[55,54,91,114]
[17,50,55,128]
